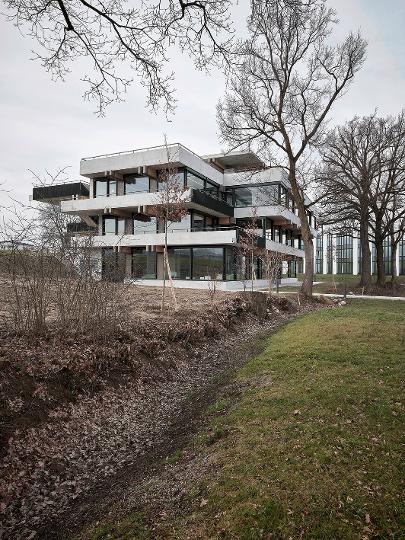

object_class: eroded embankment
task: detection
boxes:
[0,293,316,539]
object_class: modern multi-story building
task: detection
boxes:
[314,231,405,277]
[32,143,318,289]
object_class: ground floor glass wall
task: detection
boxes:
[167,246,265,281]
[132,248,157,279]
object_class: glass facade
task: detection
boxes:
[372,238,392,274]
[336,235,353,274]
[167,214,191,232]
[132,248,157,279]
[186,172,205,190]
[124,175,150,193]
[234,184,280,207]
[133,216,157,234]
[102,216,126,235]
[95,178,117,198]
[399,240,405,275]
[169,248,192,279]
[192,247,224,280]
[316,235,323,274]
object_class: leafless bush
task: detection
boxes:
[0,175,129,337]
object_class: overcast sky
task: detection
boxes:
[0,0,404,209]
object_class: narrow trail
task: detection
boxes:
[43,317,291,540]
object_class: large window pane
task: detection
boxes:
[133,216,157,234]
[225,247,237,280]
[103,217,116,235]
[167,214,191,232]
[234,187,253,207]
[117,218,125,236]
[125,176,150,193]
[186,171,205,190]
[109,180,117,196]
[95,180,107,198]
[158,170,185,190]
[255,185,279,205]
[192,247,224,280]
[205,181,219,198]
[192,212,204,231]
[132,249,156,279]
[169,248,191,279]
[336,235,353,274]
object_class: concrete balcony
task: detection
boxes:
[61,188,233,218]
[89,228,239,248]
[234,205,301,227]
[266,238,305,258]
[61,191,164,214]
[80,143,223,184]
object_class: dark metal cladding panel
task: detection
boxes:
[32,182,89,201]
[190,189,234,217]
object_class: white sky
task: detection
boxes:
[0,0,404,208]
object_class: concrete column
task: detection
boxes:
[352,236,359,275]
[322,233,328,274]
[332,235,337,275]
[313,237,316,271]
[89,179,95,198]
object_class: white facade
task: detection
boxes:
[34,143,319,288]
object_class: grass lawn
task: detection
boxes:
[89,300,405,539]
[278,274,405,295]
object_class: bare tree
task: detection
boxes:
[217,0,366,297]
[319,111,405,288]
[317,115,381,288]
[368,112,405,286]
[152,143,188,312]
[237,208,262,293]
[259,248,284,295]
[3,0,233,115]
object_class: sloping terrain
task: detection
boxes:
[86,299,404,540]
[0,286,314,539]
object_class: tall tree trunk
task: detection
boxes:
[359,210,371,288]
[288,162,313,297]
[374,227,385,287]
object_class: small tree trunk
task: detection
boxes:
[391,240,398,283]
[161,219,168,312]
[166,255,178,311]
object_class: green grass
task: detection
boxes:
[90,511,148,540]
[84,300,405,539]
[168,300,405,539]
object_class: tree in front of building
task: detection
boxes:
[152,144,188,313]
[217,0,366,297]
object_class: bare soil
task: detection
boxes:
[0,285,319,539]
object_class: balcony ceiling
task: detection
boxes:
[203,151,265,171]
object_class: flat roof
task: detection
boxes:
[202,150,265,171]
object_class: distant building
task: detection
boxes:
[313,231,404,276]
